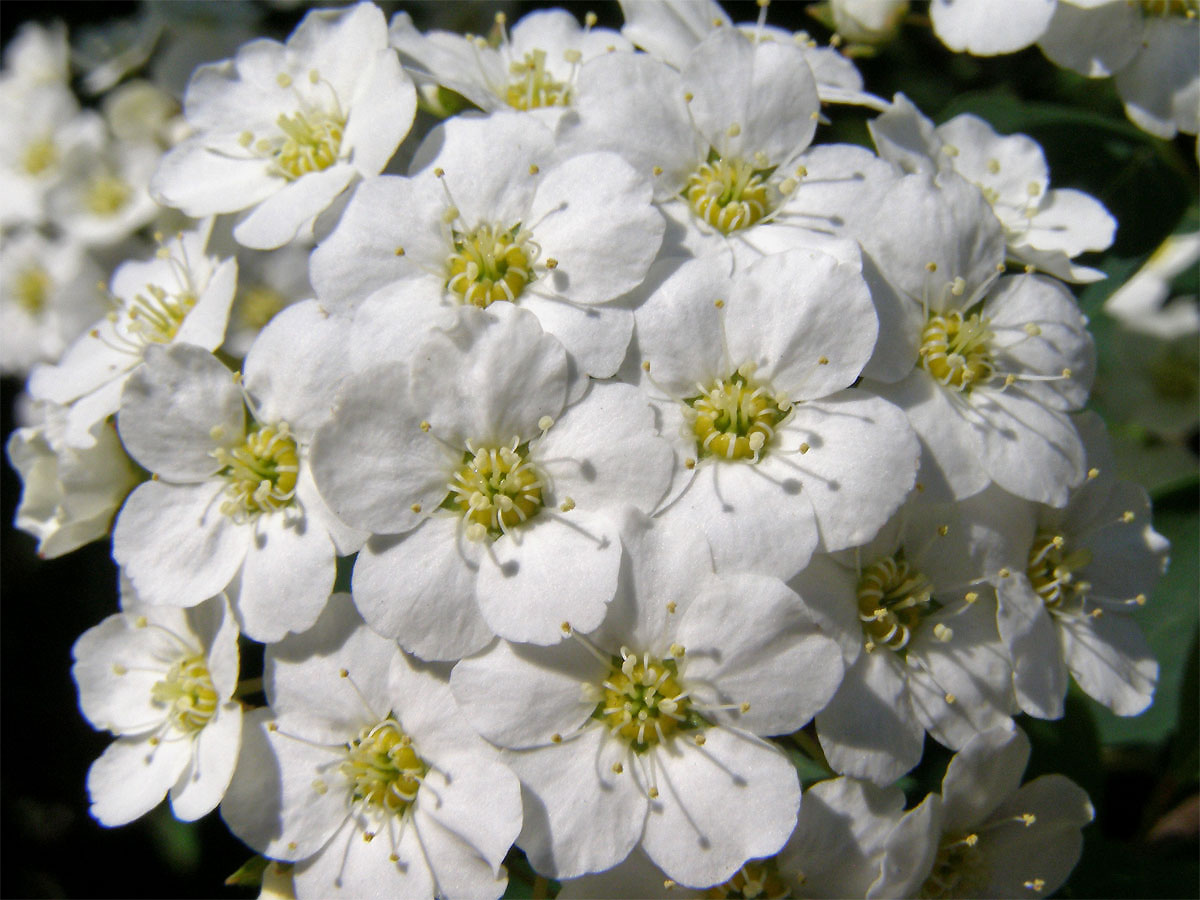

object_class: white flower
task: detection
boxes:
[390,7,631,118]
[563,26,834,263]
[47,137,163,248]
[617,0,879,107]
[451,511,843,886]
[151,2,416,249]
[0,229,105,375]
[869,94,1116,283]
[976,413,1167,719]
[848,173,1095,506]
[1104,231,1200,339]
[557,775,909,898]
[27,219,237,448]
[309,111,663,378]
[311,304,675,655]
[220,595,522,900]
[875,723,1093,898]
[0,80,106,228]
[1,20,70,91]
[6,400,140,559]
[112,339,360,642]
[793,497,1017,785]
[635,249,919,580]
[71,593,242,826]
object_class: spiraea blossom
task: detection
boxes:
[868,93,1116,283]
[27,219,237,448]
[311,304,674,656]
[793,496,1017,785]
[71,592,242,826]
[876,723,1093,899]
[635,248,918,579]
[844,172,1096,505]
[151,2,417,249]
[972,413,1167,720]
[451,511,844,887]
[2,2,1184,897]
[112,339,362,641]
[310,110,663,378]
[220,595,522,900]
[390,6,632,118]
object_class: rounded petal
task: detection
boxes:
[113,480,250,608]
[88,734,191,826]
[640,729,800,887]
[931,0,1055,55]
[170,701,243,820]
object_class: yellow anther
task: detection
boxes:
[649,787,660,798]
[545,257,558,269]
[112,663,128,675]
[1087,467,1100,479]
[666,601,677,614]
[1024,322,1042,336]
[669,643,686,658]
[933,623,953,642]
[684,457,696,469]
[538,415,554,431]
[612,762,623,773]
[937,524,949,536]
[652,165,663,176]
[561,621,572,633]
[926,261,938,272]
[964,591,979,603]
[727,122,742,137]
[817,355,829,365]
[1020,813,1037,826]
[433,167,445,178]
[419,421,431,432]
[999,568,1011,578]
[559,497,576,512]
[529,164,539,175]
[410,503,422,514]
[1025,878,1046,892]
[1134,594,1146,605]
[550,733,562,743]
[363,831,375,842]
[1121,511,1135,523]
[799,442,810,454]
[394,246,405,256]
[276,73,292,88]
[739,701,751,713]
[986,158,1001,174]
[339,668,349,678]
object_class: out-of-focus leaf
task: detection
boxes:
[1059,832,1199,899]
[1021,692,1105,803]
[147,805,201,873]
[225,854,269,888]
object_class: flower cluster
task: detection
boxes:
[2,2,1181,898]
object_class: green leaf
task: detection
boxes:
[225,854,270,888]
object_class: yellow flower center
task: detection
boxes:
[857,555,933,653]
[341,718,427,818]
[595,649,704,753]
[919,310,995,391]
[84,174,133,216]
[687,367,790,461]
[443,440,544,540]
[236,284,287,330]
[705,858,791,900]
[120,284,198,345]
[1026,530,1093,616]
[685,156,774,234]
[505,49,570,109]
[14,266,52,315]
[919,833,989,899]
[21,136,58,176]
[446,223,536,307]
[271,107,345,179]
[150,654,218,733]
[213,422,300,520]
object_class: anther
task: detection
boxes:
[666,601,677,614]
[694,734,705,746]
[538,415,554,431]
[559,498,576,512]
[545,258,558,269]
[1025,879,1046,892]
[933,623,953,642]
[945,693,957,704]
[798,442,810,454]
[652,165,663,176]
[394,246,405,256]
[817,355,829,365]
[551,733,562,743]
[410,503,422,513]
[529,164,539,175]
[1121,511,1135,523]
[964,591,979,603]
[684,458,696,469]
[419,421,431,432]
[739,701,751,713]
[1087,467,1100,479]
[276,73,292,88]
[339,668,349,678]
[611,762,623,773]
[649,787,660,798]
[937,524,949,536]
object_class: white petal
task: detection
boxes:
[233,165,357,250]
[170,701,243,820]
[117,343,243,482]
[641,729,799,887]
[113,480,249,608]
[931,0,1055,55]
[266,594,396,743]
[235,510,335,642]
[997,577,1068,719]
[1037,0,1141,77]
[478,510,622,644]
[451,639,602,751]
[675,572,844,735]
[508,727,646,879]
[352,518,493,661]
[939,722,1029,834]
[88,734,191,826]
[1060,611,1157,716]
[816,650,925,785]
